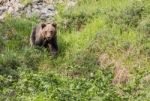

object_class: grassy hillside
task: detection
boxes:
[0,0,150,100]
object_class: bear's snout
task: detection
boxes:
[44,32,53,40]
[47,36,52,40]
[46,34,53,39]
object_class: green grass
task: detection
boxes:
[0,0,150,101]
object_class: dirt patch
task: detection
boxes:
[98,53,130,84]
[112,65,129,85]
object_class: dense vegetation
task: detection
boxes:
[0,0,150,100]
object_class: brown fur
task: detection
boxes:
[30,22,58,55]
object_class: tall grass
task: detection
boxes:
[0,0,150,100]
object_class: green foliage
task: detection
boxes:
[138,16,150,35]
[21,0,33,5]
[0,0,150,101]
[106,0,145,29]
[56,0,102,32]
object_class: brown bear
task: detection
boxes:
[30,22,58,55]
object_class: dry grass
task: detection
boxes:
[112,65,129,85]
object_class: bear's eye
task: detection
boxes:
[50,31,53,33]
[50,31,54,35]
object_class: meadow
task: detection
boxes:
[0,0,150,100]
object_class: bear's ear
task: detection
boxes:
[41,23,46,29]
[52,22,57,28]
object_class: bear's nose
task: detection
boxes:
[47,36,52,39]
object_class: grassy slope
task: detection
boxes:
[0,0,150,101]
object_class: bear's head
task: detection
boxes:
[41,23,57,40]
